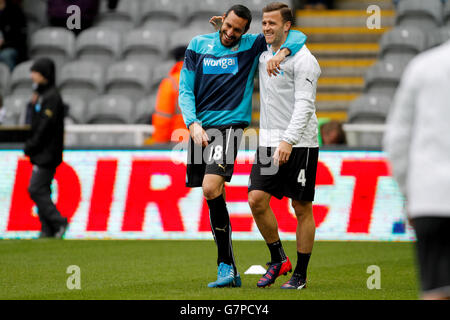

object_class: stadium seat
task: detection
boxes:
[62,94,87,124]
[59,61,105,103]
[245,0,272,19]
[122,29,167,64]
[140,0,184,32]
[445,0,450,26]
[168,28,204,53]
[364,59,407,97]
[395,0,443,30]
[379,26,427,62]
[10,60,34,96]
[22,0,48,28]
[348,94,392,124]
[96,0,141,33]
[86,94,134,124]
[150,61,174,92]
[2,95,30,125]
[0,63,10,96]
[80,131,136,146]
[76,28,122,67]
[347,94,392,147]
[30,28,76,71]
[440,26,450,43]
[248,18,263,35]
[135,94,157,124]
[186,0,229,28]
[105,61,152,103]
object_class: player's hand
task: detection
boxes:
[209,15,223,31]
[189,122,209,147]
[267,48,289,77]
[273,140,292,166]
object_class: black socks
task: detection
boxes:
[267,240,287,263]
[207,195,236,272]
[294,252,311,280]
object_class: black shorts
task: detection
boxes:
[412,216,450,296]
[248,146,319,201]
[186,125,244,188]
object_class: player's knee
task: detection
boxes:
[248,191,268,215]
[202,183,223,200]
[292,200,312,219]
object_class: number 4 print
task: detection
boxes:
[297,169,306,186]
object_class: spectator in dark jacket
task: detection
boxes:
[0,0,28,70]
[24,57,68,239]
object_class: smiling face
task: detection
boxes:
[262,10,291,51]
[220,10,248,48]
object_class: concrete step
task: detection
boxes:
[316,92,360,111]
[297,26,390,43]
[308,43,380,58]
[253,92,359,114]
[296,10,395,27]
[318,59,375,77]
[317,77,364,92]
[334,0,394,10]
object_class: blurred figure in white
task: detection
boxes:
[384,40,450,300]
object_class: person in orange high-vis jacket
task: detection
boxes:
[150,46,189,144]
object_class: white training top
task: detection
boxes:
[384,40,450,218]
[258,44,321,148]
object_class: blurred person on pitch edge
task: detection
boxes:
[0,0,28,70]
[247,2,321,289]
[384,41,450,300]
[320,120,346,145]
[24,58,68,239]
[148,45,189,144]
[180,4,307,288]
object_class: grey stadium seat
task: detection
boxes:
[440,26,450,43]
[22,0,48,28]
[168,28,204,53]
[248,18,263,35]
[347,94,392,147]
[86,94,134,124]
[80,131,137,147]
[96,0,141,33]
[141,0,184,32]
[30,28,76,71]
[395,0,443,30]
[59,61,105,103]
[10,60,34,96]
[122,29,167,64]
[2,95,30,125]
[62,94,88,124]
[186,0,229,28]
[348,94,392,124]
[364,59,407,97]
[76,28,122,67]
[135,94,157,124]
[105,61,152,103]
[445,0,450,26]
[379,26,427,63]
[0,63,10,96]
[150,60,174,92]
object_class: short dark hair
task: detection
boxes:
[262,2,294,25]
[225,4,252,33]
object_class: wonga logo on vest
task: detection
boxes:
[203,57,238,75]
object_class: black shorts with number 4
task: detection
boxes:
[248,147,319,201]
[186,125,244,188]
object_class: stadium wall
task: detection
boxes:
[0,149,415,241]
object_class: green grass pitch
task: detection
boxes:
[0,240,419,300]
